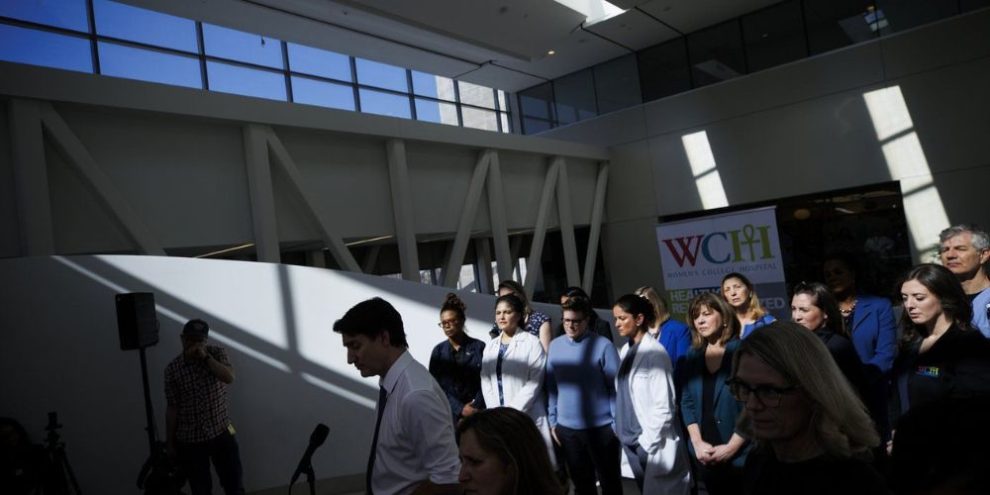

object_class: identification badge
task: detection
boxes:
[915,366,940,378]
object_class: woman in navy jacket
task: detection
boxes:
[678,292,749,495]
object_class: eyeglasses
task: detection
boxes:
[437,320,460,328]
[727,378,798,408]
[562,318,586,326]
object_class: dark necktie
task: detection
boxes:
[366,385,388,494]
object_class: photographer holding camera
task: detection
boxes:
[164,319,243,495]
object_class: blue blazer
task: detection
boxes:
[658,318,691,373]
[678,338,749,468]
[849,294,897,376]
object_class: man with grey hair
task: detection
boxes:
[939,224,990,337]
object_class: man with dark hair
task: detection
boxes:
[546,296,622,495]
[333,297,460,495]
[940,224,990,337]
[164,318,244,495]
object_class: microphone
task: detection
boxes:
[290,423,330,485]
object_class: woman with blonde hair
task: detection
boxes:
[457,407,565,495]
[721,273,775,339]
[731,321,886,493]
[678,292,748,495]
[634,286,691,371]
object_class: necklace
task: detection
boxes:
[839,298,857,317]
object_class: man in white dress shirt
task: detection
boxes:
[333,297,461,495]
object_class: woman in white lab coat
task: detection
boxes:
[613,293,691,495]
[480,293,555,467]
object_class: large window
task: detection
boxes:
[0,0,511,133]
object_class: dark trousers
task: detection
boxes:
[177,431,245,495]
[621,443,648,493]
[556,424,623,495]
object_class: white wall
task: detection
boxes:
[0,65,607,261]
[0,255,581,494]
[541,9,990,296]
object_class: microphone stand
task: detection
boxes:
[286,463,315,495]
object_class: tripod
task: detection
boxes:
[135,346,184,494]
[44,412,82,495]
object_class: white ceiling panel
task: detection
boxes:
[118,0,813,93]
[586,8,681,51]
[455,63,548,93]
[494,29,630,81]
[344,0,588,61]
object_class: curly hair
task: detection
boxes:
[440,292,466,322]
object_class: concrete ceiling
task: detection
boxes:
[122,0,782,92]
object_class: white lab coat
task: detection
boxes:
[480,330,555,467]
[618,335,691,495]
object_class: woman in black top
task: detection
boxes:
[790,282,868,401]
[893,264,990,421]
[429,293,486,423]
[733,322,886,495]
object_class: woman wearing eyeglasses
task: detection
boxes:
[429,293,486,423]
[731,321,885,494]
[678,293,749,495]
[613,294,691,495]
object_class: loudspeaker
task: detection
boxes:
[116,292,159,350]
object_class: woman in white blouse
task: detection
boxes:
[480,293,554,467]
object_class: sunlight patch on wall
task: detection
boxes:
[863,86,948,261]
[52,255,292,372]
[682,130,729,210]
[301,372,376,409]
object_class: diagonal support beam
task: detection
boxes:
[9,99,54,256]
[582,163,609,293]
[556,158,581,287]
[386,139,420,282]
[243,124,281,263]
[443,150,492,287]
[524,158,562,297]
[40,103,165,255]
[265,128,361,272]
[486,151,513,284]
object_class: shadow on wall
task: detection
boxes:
[0,255,571,494]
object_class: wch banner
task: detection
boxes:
[656,206,789,322]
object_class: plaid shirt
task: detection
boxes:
[164,345,232,443]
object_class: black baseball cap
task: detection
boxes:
[182,319,210,337]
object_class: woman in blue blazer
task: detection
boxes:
[678,293,749,495]
[823,254,897,441]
